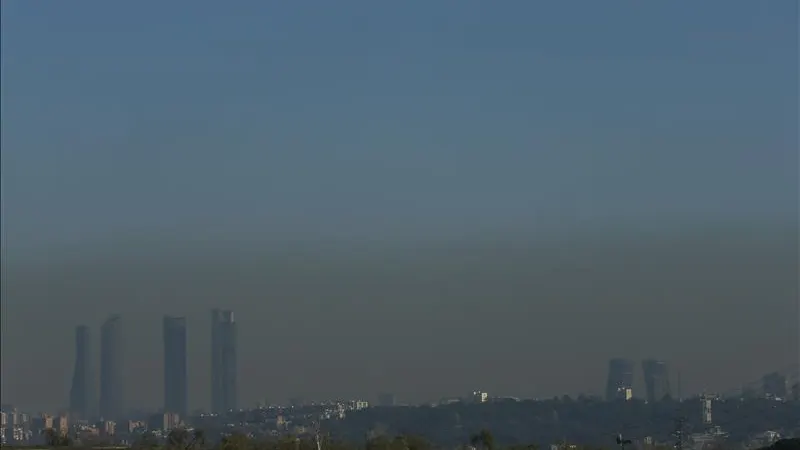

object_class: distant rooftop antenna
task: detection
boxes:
[673,417,686,450]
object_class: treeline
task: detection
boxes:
[327,399,800,445]
[35,428,627,450]
[762,439,800,450]
[29,428,800,450]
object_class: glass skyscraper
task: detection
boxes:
[69,325,95,420]
[163,316,188,418]
[642,359,671,403]
[210,309,237,413]
[605,358,634,401]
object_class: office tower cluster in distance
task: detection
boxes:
[605,358,673,402]
[605,358,634,401]
[211,309,238,413]
[66,316,125,423]
[99,315,125,420]
[642,359,672,403]
[64,309,237,422]
[69,325,95,420]
[163,316,188,418]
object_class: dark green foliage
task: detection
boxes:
[166,429,206,450]
[42,428,72,447]
[3,429,797,450]
[133,432,160,450]
[470,429,495,450]
[220,434,252,450]
[760,439,800,450]
[325,398,800,446]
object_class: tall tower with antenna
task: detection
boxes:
[673,417,686,450]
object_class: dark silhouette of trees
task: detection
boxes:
[762,439,800,450]
[167,428,191,449]
[221,433,253,450]
[7,424,798,450]
[470,429,495,450]
[42,428,72,447]
[164,428,207,450]
[132,431,160,450]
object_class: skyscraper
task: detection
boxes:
[99,315,124,420]
[641,359,671,403]
[69,325,95,420]
[163,316,188,418]
[211,309,237,413]
[605,358,634,401]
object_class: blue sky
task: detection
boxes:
[2,1,797,249]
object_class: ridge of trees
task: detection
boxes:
[16,428,799,450]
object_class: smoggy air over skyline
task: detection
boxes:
[0,1,798,412]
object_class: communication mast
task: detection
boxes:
[673,417,686,450]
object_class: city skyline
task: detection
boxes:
[60,311,238,418]
[44,310,791,416]
[3,371,798,449]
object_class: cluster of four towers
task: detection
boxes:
[69,309,238,421]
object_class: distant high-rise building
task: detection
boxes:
[641,359,671,403]
[148,412,181,432]
[701,395,713,425]
[163,316,188,418]
[54,415,69,435]
[69,325,95,420]
[211,309,237,413]
[605,358,634,401]
[99,315,125,420]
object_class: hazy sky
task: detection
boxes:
[1,1,798,412]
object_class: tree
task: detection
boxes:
[193,429,208,450]
[470,429,495,450]
[133,431,160,450]
[164,427,208,450]
[221,432,253,450]
[404,434,432,450]
[168,428,192,449]
[506,444,540,450]
[366,435,394,450]
[42,428,72,447]
[765,439,800,450]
